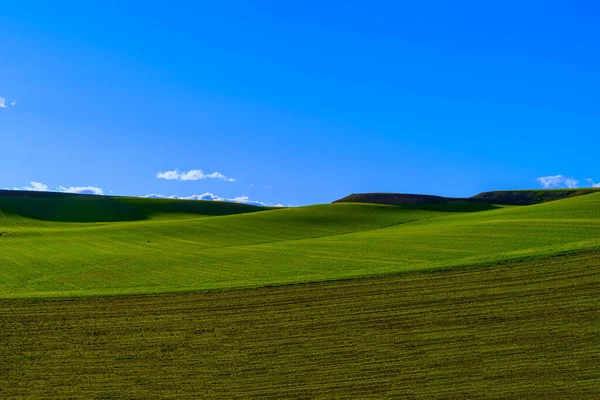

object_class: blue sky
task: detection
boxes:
[1,1,600,205]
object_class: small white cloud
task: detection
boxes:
[144,194,179,199]
[156,170,180,180]
[142,192,281,207]
[58,186,104,195]
[179,193,221,201]
[227,195,270,207]
[536,175,579,189]
[15,181,49,191]
[145,192,223,201]
[230,195,250,203]
[157,169,235,182]
[12,182,104,195]
[565,178,578,188]
[0,97,16,108]
[586,178,600,188]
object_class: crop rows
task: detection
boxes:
[1,251,598,398]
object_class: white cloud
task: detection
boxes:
[0,97,16,108]
[7,183,284,205]
[58,186,104,195]
[157,169,235,182]
[156,170,179,180]
[586,178,600,188]
[143,192,282,207]
[564,178,579,188]
[230,195,251,203]
[12,182,104,195]
[189,193,222,201]
[145,192,221,201]
[225,195,270,207]
[536,175,579,189]
[17,181,49,191]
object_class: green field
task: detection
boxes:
[1,191,600,298]
[1,190,599,398]
[1,251,598,398]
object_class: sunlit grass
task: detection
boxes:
[1,192,600,298]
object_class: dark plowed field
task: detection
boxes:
[1,251,598,399]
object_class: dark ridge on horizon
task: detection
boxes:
[0,189,97,199]
[0,190,267,223]
[334,188,600,206]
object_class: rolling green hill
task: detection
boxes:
[1,190,600,298]
[1,190,599,398]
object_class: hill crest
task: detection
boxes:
[334,189,600,206]
[0,189,267,222]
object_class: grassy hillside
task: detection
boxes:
[2,191,599,397]
[0,201,461,298]
[1,191,600,298]
[1,251,598,398]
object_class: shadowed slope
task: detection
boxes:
[0,191,267,223]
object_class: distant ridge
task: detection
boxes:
[0,189,266,222]
[333,193,471,205]
[0,189,91,199]
[472,189,600,205]
[334,188,600,206]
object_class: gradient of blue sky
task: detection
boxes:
[1,1,599,205]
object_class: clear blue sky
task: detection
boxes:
[2,1,599,205]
